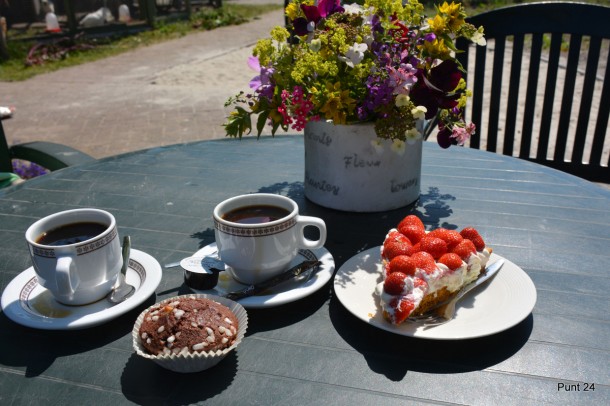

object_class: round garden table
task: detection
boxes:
[0,136,608,404]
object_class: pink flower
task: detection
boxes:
[387,64,418,95]
[450,122,476,145]
[278,86,317,131]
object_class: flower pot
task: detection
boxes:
[304,121,422,212]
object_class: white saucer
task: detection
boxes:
[187,243,335,308]
[334,248,537,340]
[1,249,162,330]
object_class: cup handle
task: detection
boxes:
[56,255,79,297]
[295,215,327,250]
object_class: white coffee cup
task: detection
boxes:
[25,208,122,305]
[213,194,327,285]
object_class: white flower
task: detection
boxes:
[411,105,427,121]
[309,38,321,52]
[405,127,422,145]
[339,43,368,68]
[391,139,406,155]
[472,28,486,46]
[371,139,384,154]
[343,3,364,15]
[395,94,410,107]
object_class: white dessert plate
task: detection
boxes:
[1,249,162,330]
[334,247,537,340]
[187,243,335,308]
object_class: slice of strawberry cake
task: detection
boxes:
[375,215,492,325]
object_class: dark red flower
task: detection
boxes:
[436,127,457,149]
[292,0,344,36]
[410,60,463,119]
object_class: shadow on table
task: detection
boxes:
[121,351,238,405]
[190,228,215,250]
[279,182,458,230]
[245,284,330,335]
[299,184,460,270]
[0,294,157,377]
[328,295,533,380]
[257,181,458,230]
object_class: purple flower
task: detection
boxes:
[358,74,394,119]
[318,0,344,17]
[12,160,48,179]
[248,56,275,100]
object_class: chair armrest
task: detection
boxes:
[10,141,96,171]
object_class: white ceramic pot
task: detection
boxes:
[304,121,422,212]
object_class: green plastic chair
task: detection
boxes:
[455,2,610,183]
[1,118,95,187]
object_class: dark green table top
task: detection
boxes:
[1,136,609,405]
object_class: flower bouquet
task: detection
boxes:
[224,0,485,149]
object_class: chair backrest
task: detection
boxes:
[0,119,13,173]
[456,2,610,182]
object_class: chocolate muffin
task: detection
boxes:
[138,297,239,356]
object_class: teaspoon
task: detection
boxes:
[107,236,135,304]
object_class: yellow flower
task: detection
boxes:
[319,82,356,124]
[428,15,447,34]
[421,38,451,60]
[438,2,465,31]
[285,3,299,21]
[438,2,461,18]
[270,26,290,43]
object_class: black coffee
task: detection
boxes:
[222,205,290,224]
[36,222,108,246]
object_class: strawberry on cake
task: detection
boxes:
[375,215,492,325]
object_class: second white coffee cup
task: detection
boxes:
[213,194,326,285]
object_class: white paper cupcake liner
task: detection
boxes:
[132,293,248,373]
